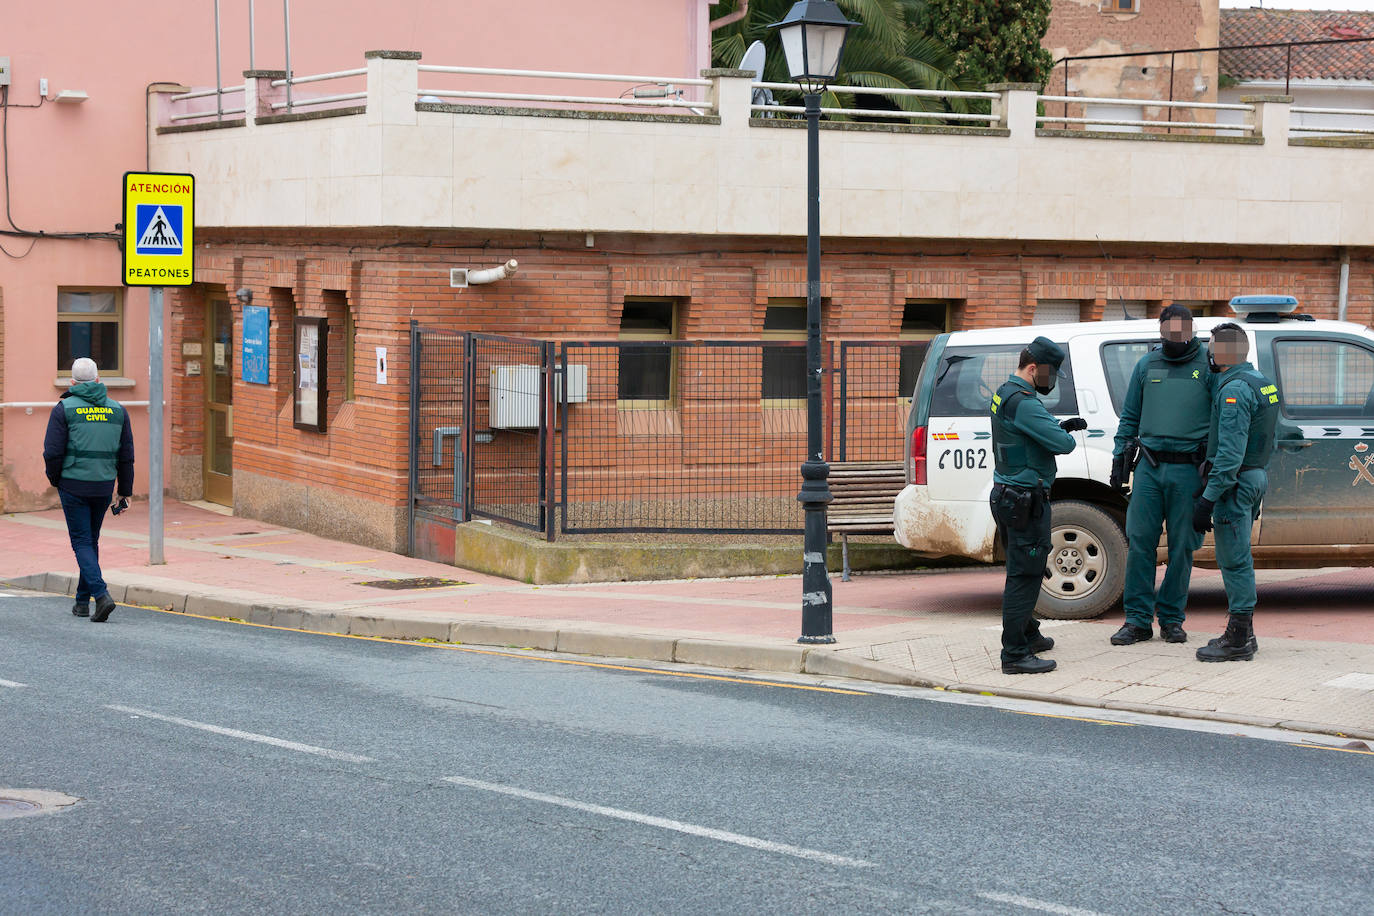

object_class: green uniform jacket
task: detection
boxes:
[990,375,1076,488]
[1112,338,1215,457]
[1202,361,1279,502]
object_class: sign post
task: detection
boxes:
[123,171,195,566]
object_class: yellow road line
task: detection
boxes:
[1293,743,1374,757]
[1014,711,1134,726]
[131,604,869,696]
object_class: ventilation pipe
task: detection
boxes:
[1338,248,1350,322]
[467,259,519,285]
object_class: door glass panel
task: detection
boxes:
[210,410,232,476]
[1101,341,1153,414]
[210,300,233,405]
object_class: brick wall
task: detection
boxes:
[174,227,1364,542]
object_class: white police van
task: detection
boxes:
[894,297,1374,619]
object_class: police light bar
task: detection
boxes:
[1229,295,1298,315]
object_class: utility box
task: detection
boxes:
[0,59,11,87]
[489,364,587,428]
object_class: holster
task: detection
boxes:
[1122,440,1141,475]
[1195,459,1214,499]
[1008,486,1043,530]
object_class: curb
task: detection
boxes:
[7,573,1373,743]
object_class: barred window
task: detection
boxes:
[57,288,123,376]
[1273,338,1374,418]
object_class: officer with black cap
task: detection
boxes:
[989,336,1086,674]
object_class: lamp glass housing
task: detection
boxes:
[775,1,855,94]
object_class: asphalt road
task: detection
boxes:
[1,592,1370,916]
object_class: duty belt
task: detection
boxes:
[1152,449,1204,464]
[992,482,1048,497]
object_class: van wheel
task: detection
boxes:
[1037,500,1126,620]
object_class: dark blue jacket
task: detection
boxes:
[42,389,135,498]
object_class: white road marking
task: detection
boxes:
[106,705,373,763]
[0,678,27,688]
[976,891,1109,916]
[445,775,875,869]
[1324,672,1374,690]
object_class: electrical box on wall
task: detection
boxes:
[489,364,588,428]
[0,58,11,87]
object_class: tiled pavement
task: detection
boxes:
[2,499,1371,739]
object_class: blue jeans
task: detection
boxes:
[58,489,111,602]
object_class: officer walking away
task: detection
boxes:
[990,337,1086,674]
[1191,323,1279,662]
[42,358,134,622]
[1108,305,1214,646]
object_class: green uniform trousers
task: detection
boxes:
[1124,460,1203,628]
[1214,468,1267,617]
[990,485,1049,663]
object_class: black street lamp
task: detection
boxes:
[773,0,856,644]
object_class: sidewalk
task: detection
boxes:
[3,499,1372,740]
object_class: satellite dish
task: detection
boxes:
[738,40,775,113]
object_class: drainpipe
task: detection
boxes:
[710,0,748,30]
[467,259,519,285]
[1338,248,1350,322]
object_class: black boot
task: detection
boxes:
[1110,623,1152,646]
[1196,614,1256,662]
[1159,622,1187,643]
[1002,655,1057,675]
[71,601,90,618]
[91,594,117,623]
[1028,634,1055,654]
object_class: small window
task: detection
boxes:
[618,299,676,406]
[57,288,123,376]
[899,300,949,399]
[1273,338,1374,419]
[929,344,1078,418]
[1101,0,1138,12]
[762,300,808,405]
[1101,340,1154,414]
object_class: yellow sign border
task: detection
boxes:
[122,171,194,287]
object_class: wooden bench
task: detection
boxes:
[826,461,907,580]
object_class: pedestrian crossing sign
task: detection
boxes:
[123,171,194,286]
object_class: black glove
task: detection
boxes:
[1192,497,1215,534]
[1109,454,1126,491]
[1059,417,1088,433]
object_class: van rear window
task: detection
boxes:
[929,344,1078,417]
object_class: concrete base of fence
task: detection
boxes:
[452,522,936,584]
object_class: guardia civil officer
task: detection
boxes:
[1191,323,1279,662]
[42,358,134,623]
[990,337,1085,674]
[1108,305,1215,646]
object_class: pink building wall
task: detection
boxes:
[0,0,716,510]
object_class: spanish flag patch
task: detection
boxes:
[1225,397,1237,403]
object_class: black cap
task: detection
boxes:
[1025,336,1065,370]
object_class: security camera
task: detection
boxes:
[235,287,253,304]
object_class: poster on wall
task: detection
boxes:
[241,305,270,384]
[293,316,328,432]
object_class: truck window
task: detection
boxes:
[1273,338,1374,418]
[929,344,1078,418]
[1101,341,1153,415]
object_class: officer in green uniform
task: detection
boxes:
[990,337,1086,674]
[42,358,135,623]
[1191,322,1279,662]
[1109,305,1215,646]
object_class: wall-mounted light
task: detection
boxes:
[235,287,253,305]
[53,89,88,104]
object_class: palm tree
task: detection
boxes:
[710,0,979,122]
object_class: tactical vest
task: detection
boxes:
[990,380,1056,484]
[1207,372,1279,469]
[1138,347,1211,442]
[61,394,125,481]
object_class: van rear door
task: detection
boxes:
[924,343,1085,501]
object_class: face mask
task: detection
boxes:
[1034,371,1056,396]
[1162,337,1189,359]
[1208,349,1222,373]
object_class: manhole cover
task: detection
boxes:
[356,577,470,590]
[0,798,40,819]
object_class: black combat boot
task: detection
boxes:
[1110,623,1152,646]
[1196,614,1256,662]
[91,594,117,623]
[1159,622,1187,643]
[1002,655,1057,675]
[71,601,90,618]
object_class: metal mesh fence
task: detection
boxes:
[560,340,810,533]
[469,334,548,532]
[836,341,922,463]
[410,326,466,525]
